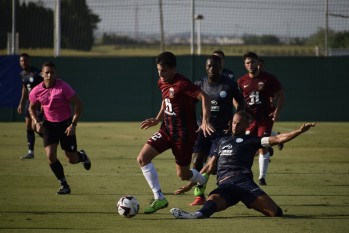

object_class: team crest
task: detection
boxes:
[29,77,34,83]
[169,87,175,98]
[258,82,264,91]
[220,91,227,98]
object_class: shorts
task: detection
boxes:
[42,118,77,152]
[192,132,221,157]
[210,174,266,208]
[246,117,274,137]
[146,129,196,167]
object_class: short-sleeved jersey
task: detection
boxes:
[195,76,244,135]
[214,135,265,182]
[222,68,235,81]
[158,73,201,143]
[29,79,75,122]
[237,72,282,120]
[20,67,43,93]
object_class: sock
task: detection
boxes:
[259,152,270,179]
[188,169,206,185]
[27,129,35,152]
[49,160,68,187]
[141,163,164,200]
[199,200,217,218]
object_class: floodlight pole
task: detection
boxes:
[11,0,16,55]
[190,0,195,55]
[54,0,61,57]
[324,0,328,57]
[195,14,203,55]
[159,0,165,51]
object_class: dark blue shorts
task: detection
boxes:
[210,174,266,208]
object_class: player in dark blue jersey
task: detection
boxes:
[171,111,315,219]
[174,55,245,205]
[17,53,43,159]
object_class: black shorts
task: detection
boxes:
[42,118,77,152]
[210,174,266,208]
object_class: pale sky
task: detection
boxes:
[21,0,349,38]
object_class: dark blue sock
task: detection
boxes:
[49,160,68,186]
[27,129,35,151]
[199,200,217,218]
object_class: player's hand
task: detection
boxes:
[174,182,195,195]
[34,122,43,134]
[65,124,76,136]
[140,118,160,130]
[17,104,22,114]
[198,121,215,137]
[299,123,316,133]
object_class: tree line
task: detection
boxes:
[0,0,100,51]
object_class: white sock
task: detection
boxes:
[28,150,34,155]
[141,163,164,200]
[188,169,206,185]
[259,152,270,179]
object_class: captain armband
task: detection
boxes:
[261,137,271,147]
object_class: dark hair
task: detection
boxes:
[20,53,30,58]
[213,50,225,58]
[243,51,258,61]
[235,111,251,122]
[207,55,222,69]
[42,61,56,69]
[156,51,176,68]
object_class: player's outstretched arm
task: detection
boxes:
[141,100,164,130]
[197,91,215,136]
[268,123,316,146]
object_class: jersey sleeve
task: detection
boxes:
[181,79,201,99]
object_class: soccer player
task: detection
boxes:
[236,52,285,185]
[258,58,284,152]
[29,61,91,195]
[137,51,215,214]
[17,53,43,159]
[212,50,235,81]
[174,55,245,206]
[171,111,316,219]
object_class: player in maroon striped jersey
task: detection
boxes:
[137,51,215,214]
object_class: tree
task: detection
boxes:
[61,0,100,51]
[332,31,349,48]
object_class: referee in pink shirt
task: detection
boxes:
[29,61,91,195]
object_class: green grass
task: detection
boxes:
[0,122,348,233]
[0,44,317,57]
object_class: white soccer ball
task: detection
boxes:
[117,196,139,218]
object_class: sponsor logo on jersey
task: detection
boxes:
[236,138,243,143]
[169,87,175,98]
[220,91,227,98]
[258,82,264,91]
[222,144,232,150]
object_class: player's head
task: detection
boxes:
[206,55,222,80]
[232,111,251,136]
[258,58,265,72]
[213,50,225,67]
[243,51,259,75]
[19,53,30,70]
[41,61,57,88]
[156,51,176,83]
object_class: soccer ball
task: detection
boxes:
[117,196,139,218]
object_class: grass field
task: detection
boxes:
[0,122,348,233]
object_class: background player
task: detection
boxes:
[171,111,315,219]
[17,53,43,159]
[236,52,285,185]
[212,50,235,81]
[137,51,215,214]
[174,55,245,206]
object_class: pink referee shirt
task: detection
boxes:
[29,79,75,122]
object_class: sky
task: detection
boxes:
[20,0,349,38]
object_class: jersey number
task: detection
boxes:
[151,132,162,141]
[248,91,261,105]
[164,98,173,113]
